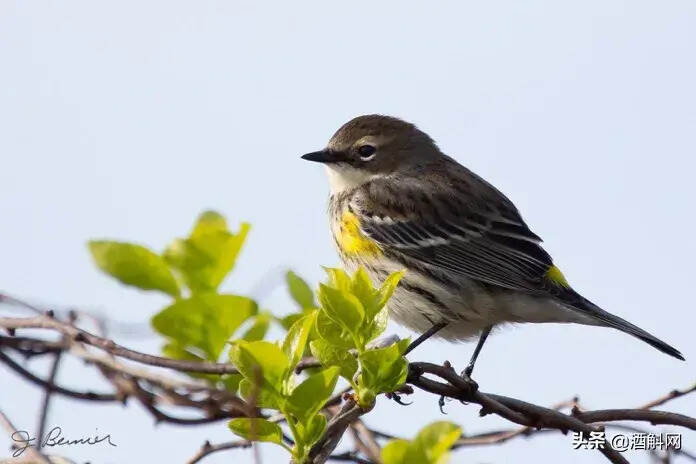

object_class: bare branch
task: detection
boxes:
[35,350,63,451]
[408,362,628,464]
[1,308,693,464]
[349,419,381,464]
[185,439,253,464]
[0,350,117,401]
[0,408,50,464]
[572,409,696,430]
[326,452,376,464]
[0,315,239,374]
[640,383,696,410]
[308,399,372,464]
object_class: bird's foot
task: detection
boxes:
[461,364,474,378]
[458,368,479,396]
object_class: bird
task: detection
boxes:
[301,114,684,375]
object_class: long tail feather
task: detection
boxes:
[572,297,684,360]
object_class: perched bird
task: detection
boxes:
[302,115,684,374]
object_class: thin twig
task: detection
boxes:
[185,439,253,464]
[640,384,696,410]
[572,409,696,430]
[0,335,66,357]
[0,316,240,374]
[0,350,117,401]
[0,293,45,315]
[326,452,376,464]
[350,419,381,463]
[35,350,63,450]
[0,408,50,464]
[309,399,373,464]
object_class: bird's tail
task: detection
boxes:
[572,297,684,360]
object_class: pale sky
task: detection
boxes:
[1,1,695,463]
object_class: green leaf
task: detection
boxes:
[242,312,271,341]
[286,366,340,423]
[229,341,289,395]
[315,311,355,350]
[88,241,180,297]
[191,210,228,237]
[377,270,405,310]
[318,284,364,335]
[286,271,315,309]
[297,413,327,447]
[350,268,380,315]
[413,421,462,463]
[364,306,389,342]
[152,294,257,360]
[163,212,250,293]
[358,342,409,394]
[381,439,410,464]
[161,341,204,362]
[322,267,351,292]
[238,378,280,409]
[381,422,461,464]
[282,311,317,368]
[222,373,244,393]
[228,418,283,445]
[161,341,221,383]
[279,313,303,330]
[394,338,411,356]
[309,339,358,381]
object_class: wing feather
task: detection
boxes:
[354,172,556,294]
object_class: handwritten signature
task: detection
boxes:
[11,426,116,457]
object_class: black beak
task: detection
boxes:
[301,149,344,164]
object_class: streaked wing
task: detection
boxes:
[355,172,556,294]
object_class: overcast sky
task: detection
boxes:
[1,1,695,463]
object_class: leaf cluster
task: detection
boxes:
[87,211,463,463]
[89,211,266,390]
[312,268,409,407]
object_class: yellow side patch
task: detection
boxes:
[337,212,382,257]
[545,265,569,287]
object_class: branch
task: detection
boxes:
[640,383,696,409]
[308,399,373,464]
[349,419,381,463]
[0,408,50,464]
[407,361,696,462]
[0,350,117,401]
[572,409,696,430]
[2,306,694,464]
[0,315,240,374]
[185,439,253,464]
[326,452,376,464]
[408,362,615,464]
[35,349,63,451]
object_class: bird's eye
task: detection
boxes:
[358,144,376,159]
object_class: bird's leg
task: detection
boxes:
[404,321,448,356]
[462,326,492,378]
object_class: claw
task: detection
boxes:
[387,392,412,406]
[438,395,448,414]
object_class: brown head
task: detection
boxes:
[302,115,441,193]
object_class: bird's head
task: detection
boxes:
[302,115,440,193]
